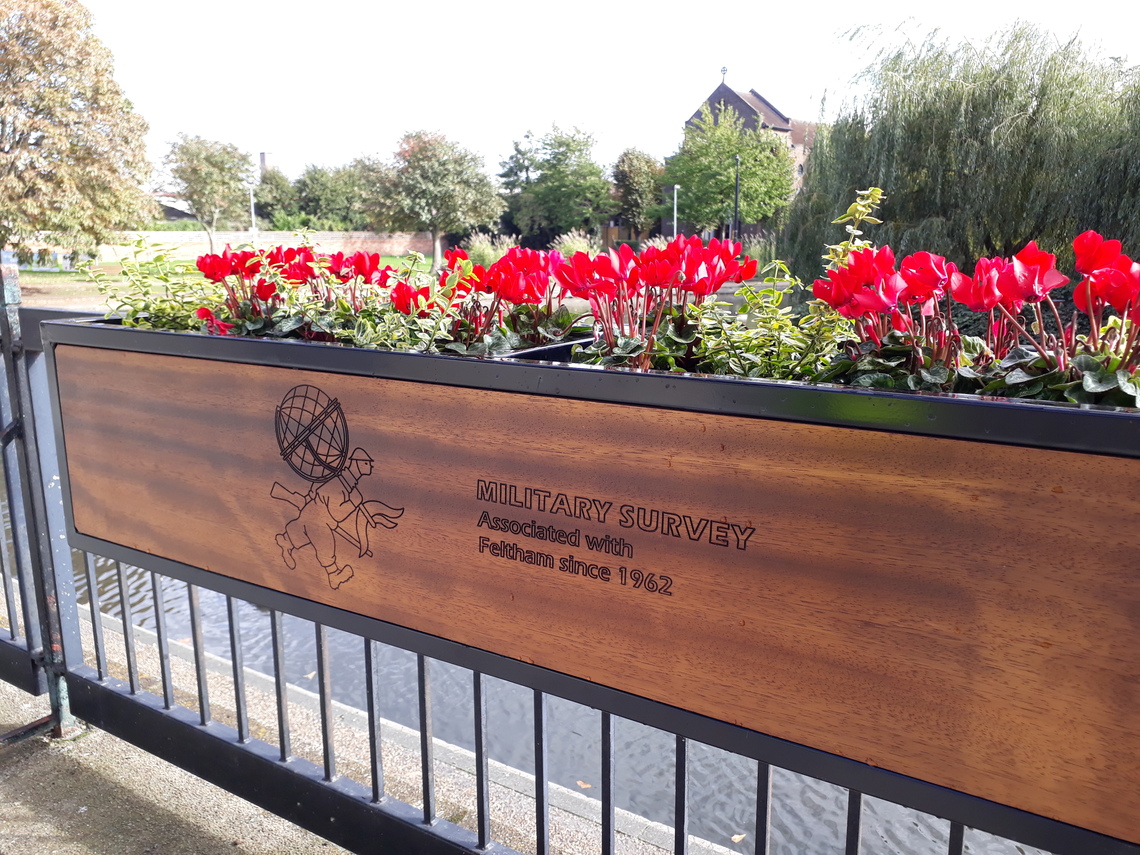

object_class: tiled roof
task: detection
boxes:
[689,83,793,132]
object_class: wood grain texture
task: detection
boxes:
[53,344,1140,843]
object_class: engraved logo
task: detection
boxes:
[271,385,403,589]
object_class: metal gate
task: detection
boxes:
[2,271,1137,855]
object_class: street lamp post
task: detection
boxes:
[673,185,680,239]
[733,154,741,242]
[244,175,258,242]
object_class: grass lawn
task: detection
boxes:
[14,255,432,312]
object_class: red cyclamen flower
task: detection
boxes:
[195,307,235,335]
[1002,241,1069,304]
[1073,231,1123,277]
[812,246,904,318]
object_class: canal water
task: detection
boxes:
[80,557,1049,855]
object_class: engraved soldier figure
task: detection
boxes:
[273,448,404,589]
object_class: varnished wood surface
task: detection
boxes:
[53,344,1140,844]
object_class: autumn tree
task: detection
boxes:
[364,132,503,270]
[0,0,153,257]
[663,104,793,234]
[165,135,253,253]
[612,149,664,238]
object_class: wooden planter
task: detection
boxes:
[41,318,1140,845]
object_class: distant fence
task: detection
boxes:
[97,231,437,263]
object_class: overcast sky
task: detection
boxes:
[79,0,1136,183]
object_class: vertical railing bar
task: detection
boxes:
[364,637,385,802]
[845,789,863,855]
[187,583,210,725]
[0,509,18,639]
[115,561,139,693]
[149,571,173,709]
[83,553,107,680]
[270,610,291,761]
[755,761,772,855]
[226,595,249,742]
[947,821,965,855]
[2,279,77,734]
[473,670,491,849]
[417,653,436,824]
[1,443,39,652]
[315,622,336,781]
[533,690,549,855]
[601,711,615,855]
[674,734,688,855]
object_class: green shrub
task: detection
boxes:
[640,235,673,251]
[461,232,516,267]
[550,228,601,256]
[741,234,777,268]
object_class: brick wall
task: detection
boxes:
[97,231,437,262]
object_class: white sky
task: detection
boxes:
[79,0,1137,183]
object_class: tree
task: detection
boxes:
[165,135,253,253]
[500,128,614,247]
[254,167,299,229]
[0,0,153,257]
[612,149,664,238]
[781,25,1138,284]
[295,163,369,230]
[365,132,504,270]
[498,133,539,194]
[663,104,793,235]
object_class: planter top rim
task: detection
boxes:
[38,316,1140,460]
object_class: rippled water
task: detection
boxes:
[77,557,1052,855]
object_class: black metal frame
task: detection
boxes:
[0,305,98,699]
[29,315,1140,855]
[39,316,1140,460]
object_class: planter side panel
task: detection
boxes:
[52,345,1140,844]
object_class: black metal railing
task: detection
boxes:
[3,299,1138,855]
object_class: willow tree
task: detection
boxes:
[782,25,1137,281]
[0,0,153,257]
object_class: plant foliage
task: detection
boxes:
[783,24,1140,284]
[0,0,153,254]
[663,104,794,233]
[165,135,254,253]
[612,149,664,236]
[500,128,614,246]
[363,132,504,270]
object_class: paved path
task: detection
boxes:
[0,681,347,855]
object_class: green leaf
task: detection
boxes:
[919,365,950,385]
[1064,384,1094,404]
[959,335,989,360]
[1015,381,1045,397]
[853,372,895,388]
[1082,369,1119,393]
[999,346,1039,369]
[1004,367,1038,385]
[856,355,906,371]
[1072,353,1103,373]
